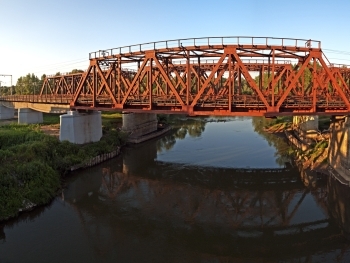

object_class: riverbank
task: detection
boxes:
[0,113,175,222]
[0,113,128,222]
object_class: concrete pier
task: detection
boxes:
[293,115,319,143]
[59,111,102,144]
[122,113,158,138]
[0,105,15,120]
[18,108,43,124]
[293,115,318,132]
[328,116,350,184]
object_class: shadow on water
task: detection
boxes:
[0,204,47,242]
[58,138,349,262]
[2,117,350,262]
[328,174,350,239]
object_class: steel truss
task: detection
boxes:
[39,37,350,116]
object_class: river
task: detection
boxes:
[1,116,350,263]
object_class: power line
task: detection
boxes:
[327,57,350,62]
[324,49,350,56]
[28,59,88,73]
[31,57,87,68]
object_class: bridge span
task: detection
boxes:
[2,36,350,117]
[1,36,350,156]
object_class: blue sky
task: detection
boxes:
[1,0,350,85]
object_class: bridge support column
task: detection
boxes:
[0,105,15,120]
[292,115,319,142]
[59,111,102,144]
[122,113,158,140]
[328,116,350,183]
[18,108,43,124]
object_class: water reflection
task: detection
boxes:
[251,116,292,167]
[156,117,207,152]
[328,175,350,239]
[58,141,345,261]
[2,117,350,262]
[157,117,287,168]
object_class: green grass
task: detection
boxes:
[0,117,127,221]
[43,112,124,126]
[101,112,123,118]
[43,113,61,125]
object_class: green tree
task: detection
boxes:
[0,85,11,95]
[70,69,84,74]
[15,73,40,95]
[37,74,46,94]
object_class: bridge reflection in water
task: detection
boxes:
[61,139,350,262]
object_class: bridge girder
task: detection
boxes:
[5,37,350,116]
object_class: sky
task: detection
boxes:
[1,0,350,85]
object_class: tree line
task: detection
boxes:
[0,69,83,96]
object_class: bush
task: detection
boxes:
[0,123,127,220]
[0,161,60,220]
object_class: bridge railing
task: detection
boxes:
[171,58,292,65]
[89,36,321,59]
[0,94,73,104]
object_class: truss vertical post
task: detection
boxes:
[312,58,317,112]
[271,49,275,107]
[149,58,153,109]
[259,67,262,91]
[117,57,121,104]
[238,67,242,95]
[197,56,201,94]
[93,62,97,108]
[186,50,191,106]
[165,58,169,96]
[228,54,233,112]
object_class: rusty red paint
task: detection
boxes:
[3,37,350,117]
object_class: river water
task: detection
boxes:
[1,116,350,263]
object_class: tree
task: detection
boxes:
[0,85,14,95]
[15,73,40,95]
[70,69,84,74]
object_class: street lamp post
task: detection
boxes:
[33,81,37,102]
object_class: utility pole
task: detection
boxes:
[0,74,12,95]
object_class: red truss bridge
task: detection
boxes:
[3,36,350,116]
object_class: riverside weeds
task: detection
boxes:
[0,118,127,221]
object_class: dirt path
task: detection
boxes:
[40,124,60,137]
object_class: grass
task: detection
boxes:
[0,112,127,221]
[42,113,60,125]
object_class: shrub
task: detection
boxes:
[0,123,127,220]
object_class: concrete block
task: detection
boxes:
[0,105,15,119]
[60,111,102,144]
[18,108,43,124]
[328,116,350,183]
[122,113,157,137]
[293,115,319,132]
